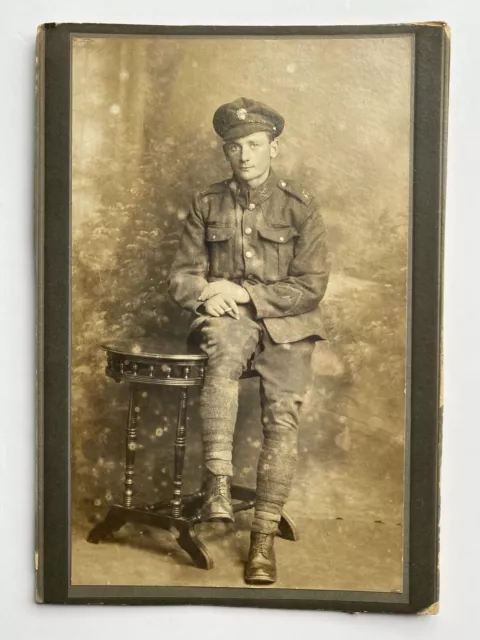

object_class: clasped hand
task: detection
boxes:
[198,280,250,319]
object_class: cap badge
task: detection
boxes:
[236,108,247,120]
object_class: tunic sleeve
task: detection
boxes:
[167,194,209,313]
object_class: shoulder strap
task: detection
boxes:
[277,179,313,206]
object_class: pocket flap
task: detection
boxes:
[206,226,234,241]
[258,226,299,243]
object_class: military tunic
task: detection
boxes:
[168,170,330,344]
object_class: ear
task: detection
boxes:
[270,139,279,159]
[222,143,229,159]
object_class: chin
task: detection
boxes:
[237,169,257,180]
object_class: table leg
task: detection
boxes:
[177,522,213,569]
[124,385,140,508]
[87,505,127,544]
[171,386,188,517]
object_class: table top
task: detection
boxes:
[100,338,208,362]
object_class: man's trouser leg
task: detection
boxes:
[193,315,261,477]
[251,332,316,534]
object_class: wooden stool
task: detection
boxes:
[87,338,297,569]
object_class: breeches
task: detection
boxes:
[190,314,315,533]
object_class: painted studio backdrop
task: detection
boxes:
[70,35,412,590]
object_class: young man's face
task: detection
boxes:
[223,131,278,185]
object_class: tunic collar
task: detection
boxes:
[229,170,278,208]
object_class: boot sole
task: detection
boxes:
[207,516,234,523]
[244,572,276,585]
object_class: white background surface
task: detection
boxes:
[0,1,477,637]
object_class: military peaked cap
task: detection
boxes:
[213,97,285,142]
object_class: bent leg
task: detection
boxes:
[191,315,260,476]
[252,334,316,533]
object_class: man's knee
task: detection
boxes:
[262,393,304,436]
[193,316,260,379]
[254,337,315,396]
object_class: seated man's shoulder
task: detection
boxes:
[277,178,316,208]
[197,179,231,200]
[190,179,230,213]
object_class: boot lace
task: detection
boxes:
[212,475,229,497]
[254,535,272,556]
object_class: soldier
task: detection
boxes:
[168,97,330,584]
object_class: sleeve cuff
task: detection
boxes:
[242,282,260,317]
[192,298,206,316]
[243,281,300,319]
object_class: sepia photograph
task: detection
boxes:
[68,31,414,594]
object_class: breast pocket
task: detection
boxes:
[205,225,234,278]
[257,225,299,281]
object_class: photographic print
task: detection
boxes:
[36,23,448,612]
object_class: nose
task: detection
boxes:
[240,145,252,162]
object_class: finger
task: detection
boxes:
[223,297,239,319]
[198,288,212,301]
[217,298,233,313]
[216,298,228,309]
[212,304,226,316]
[228,298,240,317]
[205,304,220,317]
[223,308,237,320]
[216,304,230,316]
[219,307,233,318]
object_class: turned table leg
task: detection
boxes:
[171,370,190,517]
[124,385,140,508]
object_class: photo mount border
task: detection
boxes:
[38,22,448,613]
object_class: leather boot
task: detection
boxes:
[244,532,277,585]
[201,472,234,522]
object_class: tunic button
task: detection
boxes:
[279,236,285,242]
[245,251,253,259]
[248,203,256,210]
[245,227,252,235]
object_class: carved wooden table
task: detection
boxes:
[87,338,297,569]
